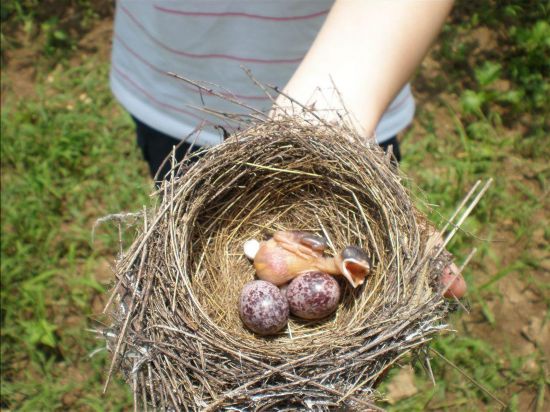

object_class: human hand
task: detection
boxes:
[441,262,467,299]
[427,227,467,299]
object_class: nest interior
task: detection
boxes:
[106,118,452,411]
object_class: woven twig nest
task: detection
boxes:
[103,117,456,411]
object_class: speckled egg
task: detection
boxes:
[239,280,289,335]
[287,272,341,320]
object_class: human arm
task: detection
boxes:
[276,0,467,298]
[275,0,454,138]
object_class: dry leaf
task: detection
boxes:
[385,365,418,404]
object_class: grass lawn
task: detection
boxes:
[1,1,548,410]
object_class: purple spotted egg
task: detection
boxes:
[239,280,289,335]
[287,272,341,320]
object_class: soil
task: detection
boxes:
[1,18,113,105]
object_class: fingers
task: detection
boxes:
[441,263,467,299]
[423,224,468,299]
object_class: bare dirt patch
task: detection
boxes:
[1,19,114,105]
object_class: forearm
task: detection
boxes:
[279,0,454,137]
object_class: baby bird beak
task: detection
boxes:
[338,246,371,288]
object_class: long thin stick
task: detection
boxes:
[436,178,493,256]
[430,348,506,408]
[439,180,482,235]
[168,72,268,119]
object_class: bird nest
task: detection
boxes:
[101,116,467,411]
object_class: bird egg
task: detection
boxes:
[287,272,341,320]
[239,280,289,335]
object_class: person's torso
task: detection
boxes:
[111,0,414,145]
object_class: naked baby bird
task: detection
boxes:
[243,231,371,288]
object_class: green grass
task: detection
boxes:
[1,58,149,410]
[1,1,549,410]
